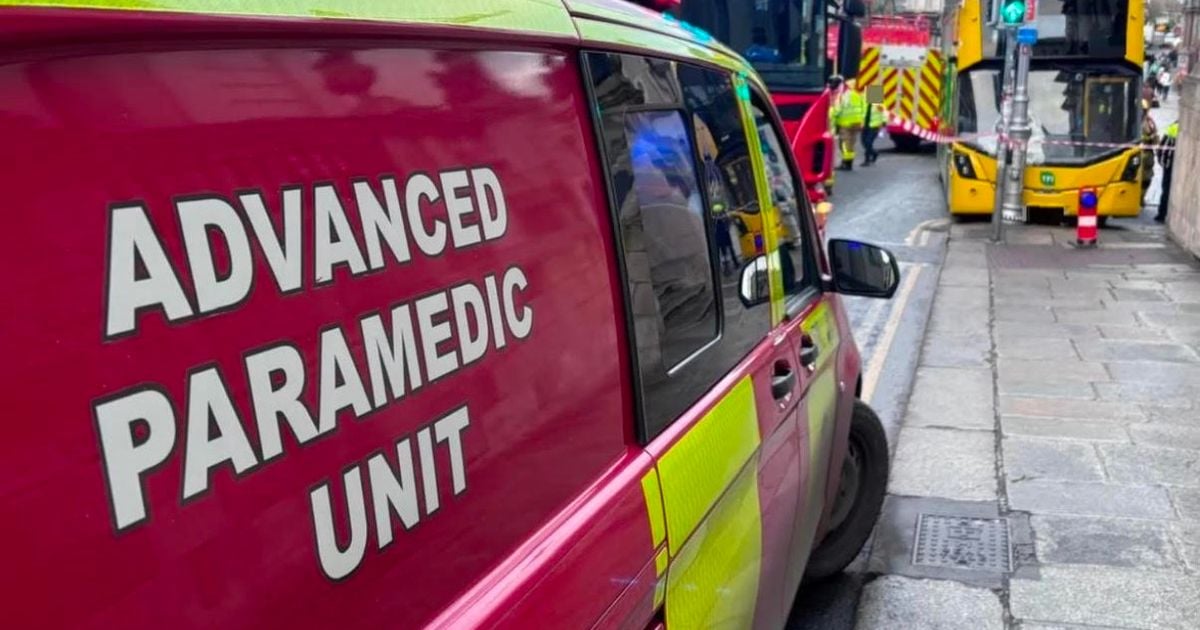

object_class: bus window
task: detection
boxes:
[680,0,825,90]
[983,0,1129,59]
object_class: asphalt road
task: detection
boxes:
[786,137,949,630]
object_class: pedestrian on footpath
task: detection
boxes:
[1156,119,1178,223]
[1140,100,1158,206]
[861,101,888,166]
[1158,66,1174,101]
[830,76,866,171]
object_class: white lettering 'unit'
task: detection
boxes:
[309,406,471,580]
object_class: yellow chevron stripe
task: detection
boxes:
[917,98,937,126]
[924,51,944,74]
[859,46,881,86]
[921,66,941,91]
[901,68,917,119]
[882,68,899,109]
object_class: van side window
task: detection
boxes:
[586,52,771,440]
[750,98,814,299]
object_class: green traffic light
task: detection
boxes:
[1001,0,1025,24]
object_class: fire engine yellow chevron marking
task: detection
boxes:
[859,46,880,86]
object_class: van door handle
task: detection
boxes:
[800,334,819,369]
[772,361,796,400]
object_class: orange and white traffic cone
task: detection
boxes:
[1076,187,1099,248]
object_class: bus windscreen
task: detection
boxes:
[958,65,1138,165]
[679,0,825,90]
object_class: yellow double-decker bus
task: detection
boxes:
[939,0,1145,221]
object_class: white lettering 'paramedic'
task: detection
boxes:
[103,167,508,338]
[94,268,531,531]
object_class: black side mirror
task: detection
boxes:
[826,239,900,298]
[737,256,770,308]
[843,0,867,18]
[838,22,863,79]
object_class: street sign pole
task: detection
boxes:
[1000,27,1036,227]
[990,28,1017,243]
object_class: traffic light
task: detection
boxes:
[999,0,1026,25]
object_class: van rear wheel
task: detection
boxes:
[803,401,888,581]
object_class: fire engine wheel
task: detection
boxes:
[890,133,923,153]
[803,400,888,582]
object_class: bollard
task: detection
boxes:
[1076,187,1099,248]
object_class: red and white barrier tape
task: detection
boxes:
[884,113,1177,152]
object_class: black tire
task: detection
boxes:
[1098,216,1109,228]
[804,400,889,581]
[891,133,922,153]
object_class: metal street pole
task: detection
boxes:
[1000,36,1033,225]
[991,28,1018,243]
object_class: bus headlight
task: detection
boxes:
[953,152,978,179]
[1120,153,1141,182]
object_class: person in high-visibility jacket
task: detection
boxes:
[831,76,866,171]
[860,102,888,166]
[1139,100,1158,206]
[1156,120,1179,223]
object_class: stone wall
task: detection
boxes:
[1168,76,1200,257]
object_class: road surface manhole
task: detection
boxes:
[912,514,1012,572]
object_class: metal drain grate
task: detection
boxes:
[912,514,1012,572]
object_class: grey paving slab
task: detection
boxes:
[1165,326,1200,345]
[999,396,1144,420]
[1105,360,1200,383]
[927,309,990,333]
[998,378,1097,400]
[996,304,1057,323]
[1019,623,1136,630]
[1007,479,1174,519]
[996,336,1079,360]
[905,368,995,430]
[1111,279,1169,291]
[944,250,989,269]
[1143,406,1200,426]
[1001,416,1129,442]
[994,321,1100,340]
[1129,424,1200,450]
[1101,444,1200,487]
[938,266,989,287]
[1053,307,1139,325]
[997,294,1106,309]
[1010,565,1200,629]
[1004,438,1105,482]
[1172,521,1200,572]
[1109,288,1170,302]
[854,576,1004,630]
[1048,276,1112,290]
[1172,487,1200,521]
[1032,514,1182,570]
[997,358,1109,383]
[1077,340,1200,363]
[1141,311,1200,329]
[1093,382,1199,408]
[1097,324,1171,341]
[920,332,991,368]
[934,286,990,310]
[889,427,997,501]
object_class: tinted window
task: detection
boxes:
[587,53,772,439]
[751,99,812,298]
[623,109,720,368]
